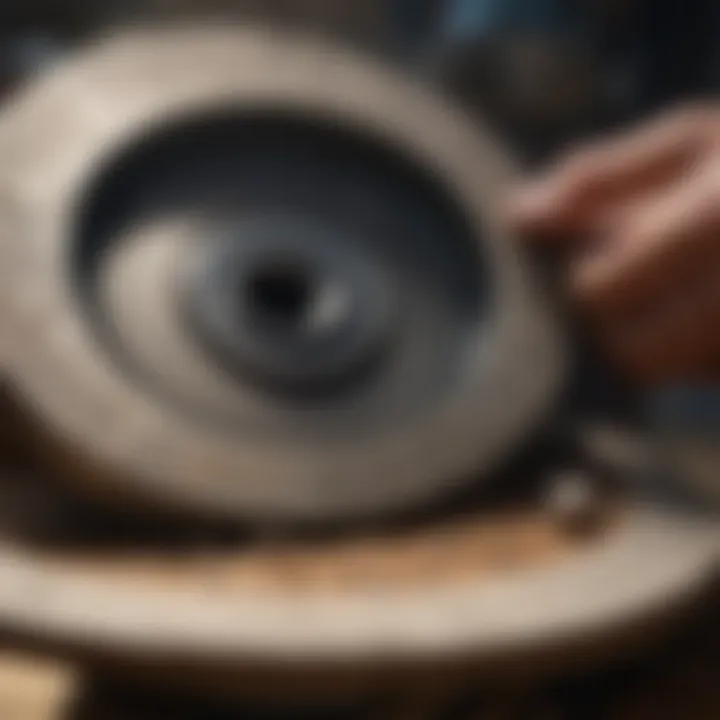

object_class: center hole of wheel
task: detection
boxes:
[247,261,315,331]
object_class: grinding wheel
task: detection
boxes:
[0,25,716,704]
[0,25,565,524]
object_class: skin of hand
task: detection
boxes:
[507,105,720,385]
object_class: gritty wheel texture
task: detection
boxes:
[0,25,566,524]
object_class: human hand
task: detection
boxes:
[508,106,720,384]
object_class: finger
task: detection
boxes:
[571,159,720,321]
[509,106,717,236]
[605,261,720,384]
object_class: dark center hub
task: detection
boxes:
[184,218,396,397]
